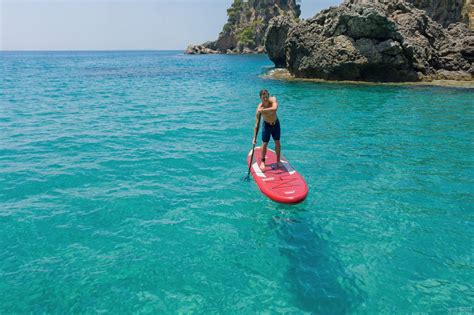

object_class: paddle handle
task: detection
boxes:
[247,113,262,179]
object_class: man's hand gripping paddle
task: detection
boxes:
[245,112,262,181]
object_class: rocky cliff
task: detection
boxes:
[186,0,300,54]
[265,1,473,82]
[265,16,299,66]
[349,0,473,28]
[462,0,474,29]
[408,0,468,27]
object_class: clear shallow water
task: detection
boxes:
[0,51,473,313]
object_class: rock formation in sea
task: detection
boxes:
[462,0,474,29]
[185,0,301,55]
[265,0,473,82]
[265,15,298,67]
[351,0,473,28]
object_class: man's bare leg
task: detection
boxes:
[275,140,283,167]
[260,142,268,170]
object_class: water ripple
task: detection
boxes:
[0,51,473,313]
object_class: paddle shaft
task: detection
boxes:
[247,112,262,179]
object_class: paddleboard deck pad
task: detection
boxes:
[247,147,308,204]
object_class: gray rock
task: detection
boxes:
[277,1,473,81]
[347,0,472,28]
[404,0,467,28]
[433,69,473,80]
[185,44,219,55]
[242,47,256,54]
[185,0,300,54]
[265,16,298,67]
[256,46,266,54]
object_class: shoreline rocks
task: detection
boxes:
[185,44,266,55]
[262,68,474,87]
[265,1,473,82]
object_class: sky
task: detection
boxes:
[0,0,343,51]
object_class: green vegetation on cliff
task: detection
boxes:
[226,0,243,25]
[186,0,301,54]
[236,27,256,47]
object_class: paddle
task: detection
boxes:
[246,112,262,180]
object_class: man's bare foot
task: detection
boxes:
[259,161,266,171]
[271,162,284,170]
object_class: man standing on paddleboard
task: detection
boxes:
[252,89,282,171]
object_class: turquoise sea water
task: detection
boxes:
[0,51,473,313]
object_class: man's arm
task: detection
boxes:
[260,97,278,112]
[252,105,262,144]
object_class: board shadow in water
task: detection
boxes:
[270,205,364,313]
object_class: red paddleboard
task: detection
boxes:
[247,147,308,204]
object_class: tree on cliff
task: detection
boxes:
[186,0,301,54]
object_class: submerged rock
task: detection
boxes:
[266,1,473,82]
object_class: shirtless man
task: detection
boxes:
[252,89,282,171]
